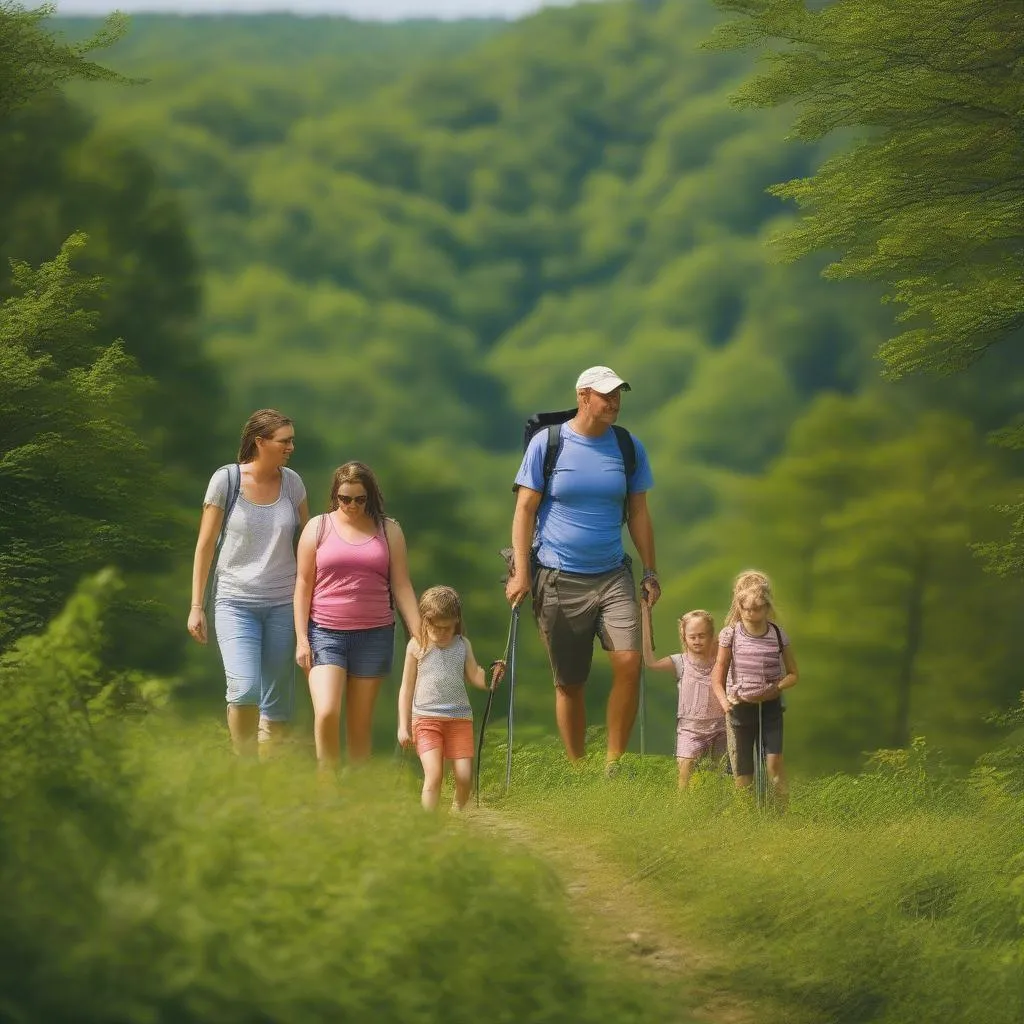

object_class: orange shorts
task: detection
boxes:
[412,717,475,760]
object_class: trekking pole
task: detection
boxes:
[504,603,521,795]
[474,686,497,807]
[474,603,517,807]
[754,700,768,811]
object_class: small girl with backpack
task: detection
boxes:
[397,586,504,812]
[710,570,799,805]
[641,603,726,789]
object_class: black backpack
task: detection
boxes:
[517,408,637,522]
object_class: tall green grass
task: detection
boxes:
[0,577,675,1023]
[2,722,689,1022]
[478,731,1024,1024]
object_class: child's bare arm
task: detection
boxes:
[710,645,732,714]
[462,637,487,690]
[777,646,799,692]
[641,602,676,672]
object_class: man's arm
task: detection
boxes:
[506,486,542,607]
[626,491,660,606]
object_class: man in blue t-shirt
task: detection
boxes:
[506,365,661,772]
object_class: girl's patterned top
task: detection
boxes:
[412,636,472,721]
[719,621,790,701]
[670,652,725,735]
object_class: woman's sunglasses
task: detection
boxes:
[338,494,368,506]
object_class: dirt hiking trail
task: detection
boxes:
[472,805,790,1024]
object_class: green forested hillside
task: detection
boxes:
[47,3,1024,771]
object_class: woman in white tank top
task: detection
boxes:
[188,409,309,757]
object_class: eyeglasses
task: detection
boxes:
[338,494,368,506]
[268,437,295,448]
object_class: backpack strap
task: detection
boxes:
[611,425,636,522]
[541,422,563,494]
[202,463,241,613]
[224,463,241,527]
[771,622,788,712]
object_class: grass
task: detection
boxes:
[476,729,1024,1024]
[0,712,694,1023]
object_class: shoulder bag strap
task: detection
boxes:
[202,463,241,614]
[541,422,562,496]
[611,425,636,522]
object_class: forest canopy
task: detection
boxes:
[13,0,1020,771]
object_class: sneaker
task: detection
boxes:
[604,758,623,780]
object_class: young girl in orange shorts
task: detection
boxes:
[397,586,503,811]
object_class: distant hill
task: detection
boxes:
[53,13,508,71]
[38,1,1024,768]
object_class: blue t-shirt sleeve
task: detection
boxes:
[514,431,548,492]
[627,434,654,493]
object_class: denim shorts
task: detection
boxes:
[214,600,295,721]
[308,620,395,677]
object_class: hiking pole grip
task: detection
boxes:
[504,603,520,795]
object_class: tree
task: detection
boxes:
[0,4,182,667]
[689,393,1024,769]
[0,1,131,118]
[708,0,1024,571]
[708,0,1023,378]
[0,236,171,652]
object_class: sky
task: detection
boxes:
[54,0,583,20]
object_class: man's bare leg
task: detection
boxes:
[606,650,642,763]
[555,684,587,761]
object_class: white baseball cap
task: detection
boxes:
[575,366,631,394]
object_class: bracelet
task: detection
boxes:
[641,570,659,584]
[190,604,204,610]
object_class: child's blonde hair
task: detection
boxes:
[416,585,463,654]
[724,570,777,627]
[677,609,715,653]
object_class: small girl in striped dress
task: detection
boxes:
[397,586,504,812]
[710,571,799,804]
[642,604,726,789]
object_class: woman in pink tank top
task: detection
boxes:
[293,462,420,772]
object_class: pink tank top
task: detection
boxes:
[310,516,393,631]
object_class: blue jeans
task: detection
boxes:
[214,600,295,721]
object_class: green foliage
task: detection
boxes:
[15,2,1021,765]
[0,1,131,117]
[487,739,1024,1024]
[708,0,1024,577]
[708,0,1023,378]
[0,90,226,474]
[0,236,175,654]
[662,392,1024,769]
[0,710,662,1021]
[0,577,663,1022]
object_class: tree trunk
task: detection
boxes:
[893,547,929,748]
